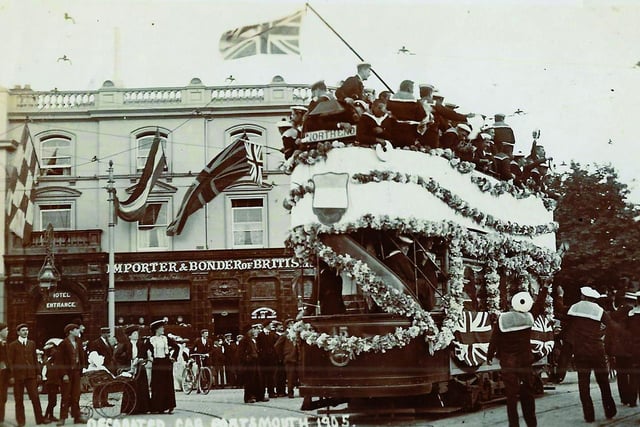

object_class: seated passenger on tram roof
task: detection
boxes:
[441,121,469,151]
[280,106,307,160]
[387,80,427,120]
[377,90,392,103]
[307,80,331,113]
[303,96,357,138]
[471,132,496,174]
[355,99,394,147]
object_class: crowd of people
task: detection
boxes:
[0,317,300,425]
[279,62,553,193]
[490,285,640,426]
[0,318,185,425]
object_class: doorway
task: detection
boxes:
[35,313,81,347]
[212,312,239,337]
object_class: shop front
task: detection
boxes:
[4,247,313,345]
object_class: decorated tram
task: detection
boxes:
[282,117,561,411]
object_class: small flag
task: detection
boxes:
[6,124,39,242]
[219,10,304,60]
[116,131,166,222]
[167,134,263,236]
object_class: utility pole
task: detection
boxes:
[107,161,116,335]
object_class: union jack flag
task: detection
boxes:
[531,314,555,360]
[167,134,263,236]
[244,141,263,186]
[219,10,304,60]
[452,311,493,367]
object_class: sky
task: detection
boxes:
[2,0,640,202]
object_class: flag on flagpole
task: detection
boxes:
[219,9,304,60]
[6,124,39,243]
[116,131,167,222]
[167,134,263,236]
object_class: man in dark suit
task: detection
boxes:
[7,323,45,426]
[0,322,9,424]
[237,324,262,403]
[335,62,371,103]
[87,327,115,408]
[191,329,213,369]
[223,333,238,387]
[56,323,88,425]
[88,327,115,374]
[257,321,278,399]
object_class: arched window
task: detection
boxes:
[40,134,72,176]
[134,129,169,172]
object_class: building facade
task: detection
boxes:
[1,77,314,344]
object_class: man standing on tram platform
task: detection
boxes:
[565,286,617,423]
[487,286,548,427]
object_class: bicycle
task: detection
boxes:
[182,353,213,395]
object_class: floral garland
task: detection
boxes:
[281,143,555,202]
[282,179,314,211]
[286,214,561,358]
[281,141,345,174]
[470,175,556,212]
[290,239,441,358]
[282,170,558,237]
[351,170,558,237]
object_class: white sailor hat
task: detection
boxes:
[276,119,291,128]
[511,291,533,313]
[580,286,603,299]
[290,105,308,113]
[456,123,472,134]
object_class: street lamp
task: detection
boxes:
[38,223,59,293]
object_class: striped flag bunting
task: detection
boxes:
[219,10,304,60]
[6,124,39,243]
[116,131,167,222]
[166,134,263,236]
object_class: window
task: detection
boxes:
[41,135,72,176]
[136,131,168,171]
[39,204,72,230]
[137,202,169,250]
[230,198,265,248]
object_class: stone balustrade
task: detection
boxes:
[8,229,103,255]
[8,78,315,115]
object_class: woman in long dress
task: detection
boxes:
[147,320,176,414]
[114,325,150,414]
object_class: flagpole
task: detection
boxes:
[107,160,116,336]
[305,2,394,93]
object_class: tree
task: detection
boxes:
[547,162,640,303]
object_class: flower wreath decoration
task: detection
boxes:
[286,215,561,359]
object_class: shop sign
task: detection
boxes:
[37,291,82,314]
[108,257,310,274]
[250,307,277,320]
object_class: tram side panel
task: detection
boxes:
[299,313,450,399]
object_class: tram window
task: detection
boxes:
[462,264,485,312]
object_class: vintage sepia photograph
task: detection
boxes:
[1,0,639,425]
